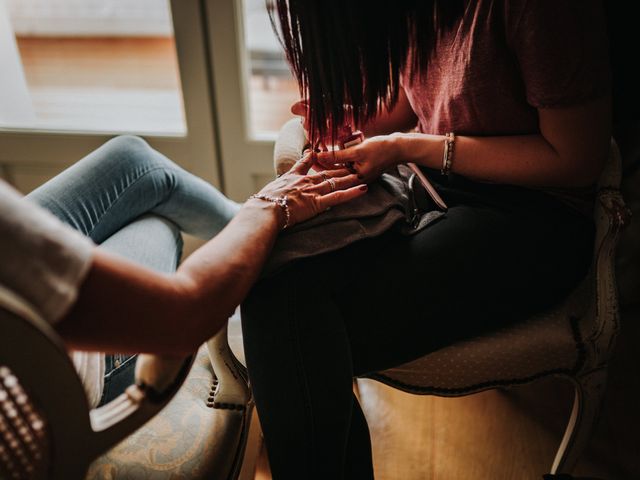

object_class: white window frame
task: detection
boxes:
[0,0,222,190]
[204,0,282,201]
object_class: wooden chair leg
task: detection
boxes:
[551,368,608,474]
[238,406,263,480]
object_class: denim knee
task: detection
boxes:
[101,135,180,176]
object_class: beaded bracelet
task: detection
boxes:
[441,132,456,176]
[249,193,291,229]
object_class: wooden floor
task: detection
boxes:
[254,303,640,480]
[15,37,298,135]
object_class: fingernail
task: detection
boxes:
[360,185,368,191]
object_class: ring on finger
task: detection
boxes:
[327,178,336,192]
[320,172,330,181]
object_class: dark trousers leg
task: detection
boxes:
[242,181,594,479]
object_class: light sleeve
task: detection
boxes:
[0,180,94,324]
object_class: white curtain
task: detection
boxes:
[6,0,172,36]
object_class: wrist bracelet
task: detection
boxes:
[441,132,455,176]
[249,193,291,229]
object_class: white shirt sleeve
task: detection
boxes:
[0,180,94,324]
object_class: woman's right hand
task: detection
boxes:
[254,152,368,229]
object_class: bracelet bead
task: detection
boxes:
[249,193,291,229]
[441,132,455,176]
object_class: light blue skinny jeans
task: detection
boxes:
[26,135,240,405]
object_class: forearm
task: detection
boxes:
[393,131,608,188]
[394,132,585,187]
[174,198,282,332]
[59,200,282,355]
[393,95,611,188]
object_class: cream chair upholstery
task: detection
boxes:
[0,285,194,480]
[0,281,256,480]
[85,311,257,480]
[272,118,630,476]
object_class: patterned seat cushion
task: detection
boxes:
[368,278,592,396]
[87,345,250,480]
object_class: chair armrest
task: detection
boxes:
[588,140,632,365]
[89,354,194,456]
[589,187,630,362]
[206,324,251,409]
[0,284,195,473]
[274,117,308,176]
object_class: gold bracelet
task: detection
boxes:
[248,193,290,229]
[441,132,455,176]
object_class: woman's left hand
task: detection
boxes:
[314,134,402,183]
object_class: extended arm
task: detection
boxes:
[57,199,280,356]
[57,159,366,355]
[394,95,612,188]
[317,95,612,189]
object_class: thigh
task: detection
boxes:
[97,213,183,403]
[26,136,169,240]
[302,195,594,376]
[26,135,238,243]
[99,213,183,272]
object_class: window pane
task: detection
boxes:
[0,0,186,135]
[242,0,298,138]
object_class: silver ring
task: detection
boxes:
[320,172,330,181]
[327,178,336,192]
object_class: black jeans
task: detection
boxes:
[241,172,594,480]
[99,353,137,406]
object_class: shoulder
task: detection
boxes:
[501,0,606,43]
[498,0,610,108]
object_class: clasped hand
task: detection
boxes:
[291,100,403,184]
[255,153,368,228]
[314,135,402,184]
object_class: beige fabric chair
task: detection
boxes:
[0,285,194,479]
[271,118,630,476]
[0,283,257,480]
[86,313,257,480]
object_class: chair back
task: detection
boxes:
[0,285,193,479]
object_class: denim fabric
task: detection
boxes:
[26,135,239,406]
[28,135,239,243]
[100,353,137,405]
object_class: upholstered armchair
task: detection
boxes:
[85,315,256,480]
[270,118,631,477]
[0,283,195,479]
[0,283,256,480]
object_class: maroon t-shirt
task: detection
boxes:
[403,0,610,136]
